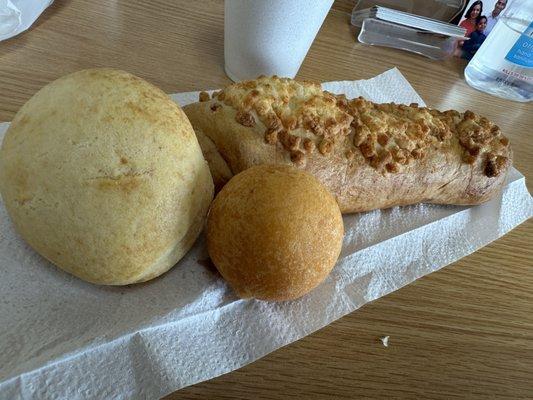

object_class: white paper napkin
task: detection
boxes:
[0,68,531,399]
[0,0,52,41]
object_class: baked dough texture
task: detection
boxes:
[207,164,344,302]
[183,76,512,213]
[0,68,214,285]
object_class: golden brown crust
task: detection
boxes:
[198,91,210,102]
[0,68,214,285]
[207,165,344,301]
[183,76,512,213]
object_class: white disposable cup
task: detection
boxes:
[224,0,334,81]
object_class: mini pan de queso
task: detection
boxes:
[207,165,344,301]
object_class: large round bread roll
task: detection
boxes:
[207,164,344,301]
[0,68,214,285]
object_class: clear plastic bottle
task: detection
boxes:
[464,0,533,102]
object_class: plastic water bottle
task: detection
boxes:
[464,0,532,102]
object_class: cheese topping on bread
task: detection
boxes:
[198,76,510,177]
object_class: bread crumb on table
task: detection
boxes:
[380,336,390,347]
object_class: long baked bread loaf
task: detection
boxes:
[183,76,511,213]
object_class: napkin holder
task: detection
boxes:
[355,17,459,60]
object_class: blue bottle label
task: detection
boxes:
[505,21,533,68]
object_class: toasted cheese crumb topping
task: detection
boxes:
[199,76,510,177]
